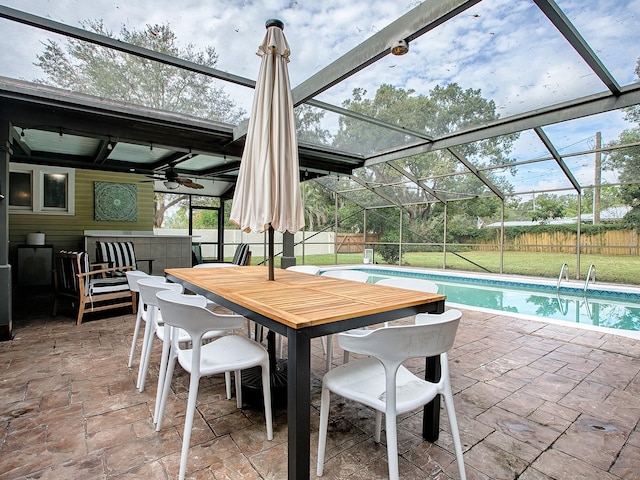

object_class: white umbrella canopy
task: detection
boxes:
[230,19,305,279]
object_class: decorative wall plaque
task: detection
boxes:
[94,182,138,221]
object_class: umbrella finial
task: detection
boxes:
[266,19,284,30]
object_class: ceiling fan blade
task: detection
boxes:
[182,179,204,189]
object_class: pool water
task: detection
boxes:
[347,268,640,333]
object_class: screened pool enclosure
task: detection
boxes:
[2,0,640,280]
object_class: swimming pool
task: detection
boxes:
[319,266,640,337]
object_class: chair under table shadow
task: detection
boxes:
[155,290,273,480]
[319,269,370,370]
[340,276,440,364]
[317,310,466,480]
[286,265,321,275]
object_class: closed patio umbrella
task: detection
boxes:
[230,19,305,281]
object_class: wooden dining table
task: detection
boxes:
[165,265,446,480]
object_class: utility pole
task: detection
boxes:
[593,131,601,224]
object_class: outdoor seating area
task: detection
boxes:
[2,2,640,480]
[2,287,639,479]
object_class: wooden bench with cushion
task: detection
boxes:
[52,251,134,325]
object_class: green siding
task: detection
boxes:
[9,169,154,270]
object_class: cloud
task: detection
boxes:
[1,0,637,167]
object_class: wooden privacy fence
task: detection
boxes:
[470,229,640,255]
[336,234,380,253]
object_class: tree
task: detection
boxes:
[35,20,246,125]
[601,56,640,227]
[34,20,249,226]
[154,193,188,228]
[295,104,331,145]
[604,128,640,226]
[528,194,565,223]
[332,83,518,236]
[623,58,640,124]
[301,181,333,231]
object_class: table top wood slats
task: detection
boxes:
[165,266,445,329]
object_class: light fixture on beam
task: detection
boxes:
[390,39,409,56]
[164,180,180,190]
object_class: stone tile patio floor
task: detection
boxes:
[1,292,640,479]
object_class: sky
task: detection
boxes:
[1,0,639,194]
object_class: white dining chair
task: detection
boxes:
[286,265,321,275]
[135,278,184,393]
[375,277,438,294]
[317,311,466,480]
[341,276,440,364]
[192,263,237,268]
[125,271,168,369]
[320,269,370,370]
[193,261,275,343]
[155,289,273,480]
[136,278,230,424]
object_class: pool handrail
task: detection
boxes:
[557,263,569,291]
[584,264,596,295]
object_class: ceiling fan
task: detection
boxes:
[147,168,204,190]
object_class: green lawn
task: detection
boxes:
[262,251,640,286]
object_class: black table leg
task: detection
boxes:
[288,327,311,480]
[422,355,441,441]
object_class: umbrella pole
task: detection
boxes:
[268,225,275,281]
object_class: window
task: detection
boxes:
[9,163,75,214]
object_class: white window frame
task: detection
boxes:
[9,163,75,215]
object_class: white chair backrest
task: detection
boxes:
[286,265,321,275]
[376,277,438,293]
[415,308,461,325]
[137,278,183,307]
[193,263,237,268]
[125,270,149,292]
[337,313,460,367]
[321,269,369,283]
[156,290,245,341]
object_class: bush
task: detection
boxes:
[378,233,402,264]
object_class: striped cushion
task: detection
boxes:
[232,243,250,266]
[89,277,131,295]
[96,241,136,275]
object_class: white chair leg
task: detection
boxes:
[136,309,156,391]
[260,362,273,440]
[225,371,232,400]
[155,346,178,432]
[135,316,150,389]
[385,411,399,480]
[138,314,156,393]
[325,334,333,371]
[277,333,284,359]
[443,391,467,480]
[178,373,201,480]
[316,386,331,477]
[374,411,382,443]
[153,324,172,423]
[128,297,144,368]
[235,370,243,408]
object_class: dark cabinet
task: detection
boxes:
[17,245,53,286]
